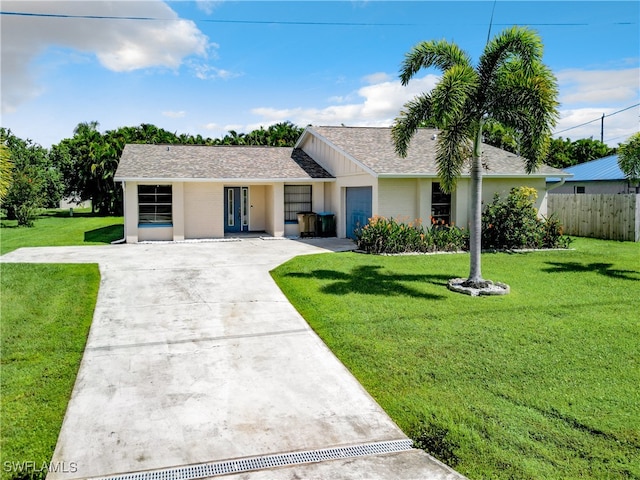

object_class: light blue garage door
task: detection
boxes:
[345,187,372,239]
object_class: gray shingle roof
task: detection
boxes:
[309,126,569,178]
[114,144,334,181]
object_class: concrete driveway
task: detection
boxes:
[2,238,465,480]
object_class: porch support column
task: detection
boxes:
[271,183,285,237]
[172,182,185,241]
[124,181,138,244]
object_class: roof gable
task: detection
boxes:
[114,144,334,181]
[304,126,568,178]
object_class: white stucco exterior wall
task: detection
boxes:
[378,178,422,221]
[123,181,138,243]
[184,182,222,239]
[172,182,185,241]
[269,183,285,237]
[482,177,548,216]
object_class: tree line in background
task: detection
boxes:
[0,120,631,226]
[482,120,617,169]
[0,122,304,224]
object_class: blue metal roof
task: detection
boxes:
[547,155,625,183]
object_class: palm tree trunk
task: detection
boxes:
[466,127,484,286]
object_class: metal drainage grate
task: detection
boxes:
[98,439,413,480]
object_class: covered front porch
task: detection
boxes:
[122,180,333,243]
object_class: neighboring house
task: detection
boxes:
[546,154,637,195]
[114,126,569,242]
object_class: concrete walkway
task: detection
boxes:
[2,239,465,480]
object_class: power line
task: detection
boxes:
[0,10,419,25]
[0,10,636,27]
[604,133,637,144]
[554,103,640,136]
[0,11,158,21]
[486,0,498,44]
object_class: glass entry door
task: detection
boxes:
[224,187,248,233]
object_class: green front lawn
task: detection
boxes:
[1,210,109,477]
[272,238,640,479]
[1,209,123,255]
[0,263,100,480]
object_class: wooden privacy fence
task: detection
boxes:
[548,194,640,242]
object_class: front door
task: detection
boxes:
[345,186,372,239]
[224,187,241,233]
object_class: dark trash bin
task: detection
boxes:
[316,212,336,237]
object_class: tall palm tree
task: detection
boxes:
[392,26,558,289]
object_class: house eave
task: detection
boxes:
[483,172,573,179]
[376,172,572,179]
[114,176,336,183]
[551,178,627,183]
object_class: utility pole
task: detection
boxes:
[601,113,605,143]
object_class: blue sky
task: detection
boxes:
[1,1,638,148]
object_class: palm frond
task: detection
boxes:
[392,93,434,158]
[400,40,472,85]
[489,59,559,172]
[431,64,479,126]
[477,26,543,92]
[435,120,473,192]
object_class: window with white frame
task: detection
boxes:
[138,185,172,225]
[284,185,312,222]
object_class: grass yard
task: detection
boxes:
[1,209,123,255]
[272,238,640,479]
[0,263,100,480]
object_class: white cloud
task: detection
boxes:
[203,122,246,137]
[554,106,639,146]
[556,68,639,105]
[327,95,348,103]
[195,1,223,15]
[1,0,210,113]
[250,73,440,128]
[554,67,640,145]
[363,72,392,84]
[245,68,638,147]
[162,110,186,118]
[189,61,242,80]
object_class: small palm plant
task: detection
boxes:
[392,26,559,291]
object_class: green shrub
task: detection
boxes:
[14,203,41,227]
[482,187,571,249]
[540,213,572,249]
[355,216,469,254]
[2,169,44,227]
